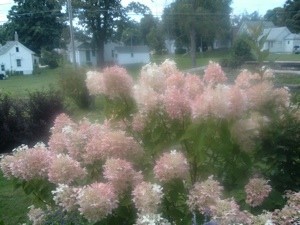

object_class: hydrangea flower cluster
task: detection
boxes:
[187,176,223,215]
[154,150,189,182]
[0,60,298,224]
[132,182,163,214]
[77,182,119,222]
[245,177,272,207]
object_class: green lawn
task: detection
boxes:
[0,68,61,97]
[0,172,42,225]
[268,53,300,61]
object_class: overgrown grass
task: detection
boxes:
[268,53,300,61]
[0,172,42,225]
[0,68,61,97]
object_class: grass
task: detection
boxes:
[0,68,61,97]
[0,172,42,225]
[268,53,300,61]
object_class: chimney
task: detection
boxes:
[14,31,18,42]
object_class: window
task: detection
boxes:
[131,52,134,57]
[16,59,21,67]
[92,50,95,57]
[288,41,290,44]
[86,50,91,62]
[16,47,19,52]
[1,64,4,71]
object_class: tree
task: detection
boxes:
[284,0,300,32]
[264,7,286,27]
[73,0,150,67]
[7,0,65,54]
[162,0,232,67]
[147,26,165,54]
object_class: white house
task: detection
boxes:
[0,40,37,75]
[261,27,300,53]
[114,46,150,65]
[165,39,176,54]
[68,41,121,67]
[236,21,275,37]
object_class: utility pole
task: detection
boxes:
[68,0,76,67]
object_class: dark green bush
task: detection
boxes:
[27,89,65,143]
[40,49,62,69]
[221,35,254,68]
[59,67,92,109]
[0,90,65,154]
[256,109,300,192]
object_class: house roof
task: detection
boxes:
[0,41,34,55]
[262,27,291,41]
[237,21,275,36]
[115,46,149,53]
[285,33,300,40]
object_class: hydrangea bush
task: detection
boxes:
[1,60,299,225]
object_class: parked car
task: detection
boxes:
[0,71,7,80]
[293,45,300,54]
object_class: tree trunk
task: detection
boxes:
[190,26,197,68]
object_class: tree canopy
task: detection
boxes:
[284,0,300,32]
[7,0,65,54]
[72,0,150,66]
[162,0,232,67]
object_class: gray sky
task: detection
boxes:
[0,0,287,25]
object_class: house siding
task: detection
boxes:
[0,42,35,75]
[115,52,150,65]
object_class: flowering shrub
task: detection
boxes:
[1,60,299,224]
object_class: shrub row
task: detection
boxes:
[0,90,65,153]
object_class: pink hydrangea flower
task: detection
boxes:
[2,145,54,181]
[163,87,191,120]
[85,71,105,95]
[203,61,227,85]
[187,176,223,214]
[50,113,76,134]
[52,184,81,212]
[86,66,133,99]
[245,177,272,207]
[154,150,189,182]
[85,130,143,164]
[77,182,118,222]
[184,74,204,100]
[48,154,87,184]
[103,158,143,194]
[211,198,252,225]
[132,182,163,214]
[272,191,300,224]
[102,66,133,98]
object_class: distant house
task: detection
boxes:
[165,39,176,54]
[0,35,38,75]
[261,27,300,53]
[236,21,275,37]
[114,46,150,65]
[68,41,120,66]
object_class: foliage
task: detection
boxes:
[72,0,150,66]
[162,0,232,66]
[1,60,299,225]
[40,49,62,69]
[7,0,64,54]
[284,0,300,32]
[256,107,300,193]
[221,35,254,68]
[264,7,286,27]
[0,89,65,154]
[58,67,92,109]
